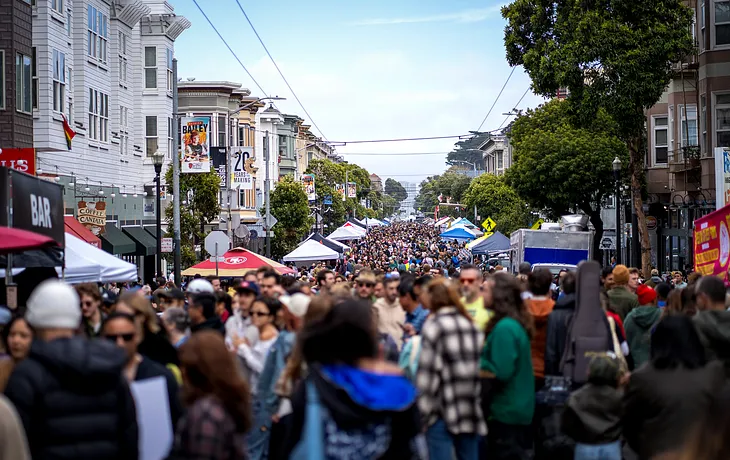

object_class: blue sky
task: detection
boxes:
[172,0,544,184]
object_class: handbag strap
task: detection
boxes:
[304,380,324,459]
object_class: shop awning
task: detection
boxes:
[122,226,157,256]
[64,216,101,248]
[100,224,136,255]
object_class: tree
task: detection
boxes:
[414,171,473,218]
[506,99,629,259]
[462,174,530,235]
[384,178,407,203]
[502,0,693,275]
[269,175,314,259]
[306,159,374,227]
[164,165,221,267]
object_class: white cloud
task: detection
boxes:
[351,6,505,26]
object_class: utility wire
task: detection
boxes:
[476,67,516,132]
[191,0,268,97]
[233,0,328,141]
[341,152,451,156]
[497,87,530,130]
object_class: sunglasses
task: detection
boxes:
[251,311,271,318]
[104,333,135,343]
[82,301,96,307]
[358,282,375,288]
[460,278,477,284]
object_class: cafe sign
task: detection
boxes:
[77,201,107,235]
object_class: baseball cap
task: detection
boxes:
[187,278,215,294]
[235,281,260,296]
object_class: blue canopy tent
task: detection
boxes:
[467,231,510,255]
[440,225,477,242]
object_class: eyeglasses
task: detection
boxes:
[251,311,271,318]
[104,333,135,343]
[358,282,375,288]
[459,278,477,285]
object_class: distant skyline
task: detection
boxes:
[172,0,544,183]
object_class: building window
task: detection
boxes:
[120,106,129,156]
[679,105,698,147]
[701,1,706,51]
[146,116,158,156]
[497,151,504,170]
[701,95,707,155]
[716,93,730,148]
[218,115,226,146]
[119,58,127,86]
[0,51,4,109]
[653,116,669,165]
[144,47,156,89]
[52,50,66,113]
[52,0,63,14]
[87,5,108,64]
[167,117,173,160]
[716,1,730,46]
[67,10,72,36]
[15,53,32,114]
[166,49,173,92]
[88,88,108,142]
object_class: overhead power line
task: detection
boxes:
[234,0,328,141]
[191,0,268,97]
[497,87,530,130]
[341,152,451,156]
[476,67,516,132]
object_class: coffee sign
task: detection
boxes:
[77,201,107,235]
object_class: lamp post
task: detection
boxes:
[612,156,622,265]
[153,151,164,277]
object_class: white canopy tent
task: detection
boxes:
[362,217,386,227]
[283,239,340,262]
[327,226,365,241]
[61,233,138,283]
[342,223,367,235]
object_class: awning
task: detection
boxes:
[123,226,157,256]
[100,224,136,255]
[64,216,101,248]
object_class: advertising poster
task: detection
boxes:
[335,184,345,201]
[210,147,227,187]
[181,117,211,173]
[231,147,254,190]
[302,174,316,202]
[347,182,357,198]
[694,203,730,284]
[0,148,36,175]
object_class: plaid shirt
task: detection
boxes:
[416,307,487,436]
[168,395,246,460]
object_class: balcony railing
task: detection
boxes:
[669,145,700,173]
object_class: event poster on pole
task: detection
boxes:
[302,174,315,202]
[335,184,345,201]
[181,117,211,173]
[347,182,357,198]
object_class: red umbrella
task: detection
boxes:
[0,227,60,254]
[182,247,296,277]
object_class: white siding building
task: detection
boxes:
[32,0,189,218]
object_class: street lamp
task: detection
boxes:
[153,151,165,278]
[612,156,622,265]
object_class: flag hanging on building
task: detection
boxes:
[62,114,76,150]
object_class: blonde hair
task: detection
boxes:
[117,292,160,334]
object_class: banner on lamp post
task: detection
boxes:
[181,117,211,173]
[302,174,315,202]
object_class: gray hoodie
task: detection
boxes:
[694,310,730,376]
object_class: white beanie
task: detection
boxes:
[26,279,81,329]
[279,293,311,319]
[187,278,215,294]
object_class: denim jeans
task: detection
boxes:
[574,441,622,460]
[426,418,479,460]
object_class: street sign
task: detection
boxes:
[161,237,173,253]
[482,217,497,232]
[599,236,616,250]
[264,213,278,229]
[204,231,230,257]
[646,216,658,230]
[531,218,545,230]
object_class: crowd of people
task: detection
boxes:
[0,222,728,460]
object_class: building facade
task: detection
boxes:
[399,180,419,217]
[0,0,34,148]
[370,173,382,192]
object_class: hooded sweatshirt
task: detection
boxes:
[283,364,424,459]
[4,337,138,460]
[694,310,730,377]
[623,306,662,368]
[527,296,555,378]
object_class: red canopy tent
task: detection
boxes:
[181,247,296,277]
[0,227,60,254]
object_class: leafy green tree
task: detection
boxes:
[502,0,693,274]
[414,171,473,218]
[506,99,629,259]
[462,174,530,235]
[384,178,408,203]
[269,175,314,259]
[164,165,221,267]
[307,159,374,226]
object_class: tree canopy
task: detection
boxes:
[462,174,530,235]
[502,0,694,273]
[269,175,314,259]
[506,99,629,258]
[384,178,407,203]
[305,159,375,227]
[415,171,473,218]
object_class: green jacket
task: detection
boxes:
[481,317,534,425]
[624,306,661,368]
[607,287,639,321]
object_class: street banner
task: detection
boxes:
[210,147,227,187]
[181,117,211,173]
[302,174,315,202]
[231,147,254,189]
[347,182,356,198]
[0,148,36,175]
[694,203,730,283]
[336,184,345,201]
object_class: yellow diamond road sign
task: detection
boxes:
[531,218,545,230]
[482,217,497,232]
